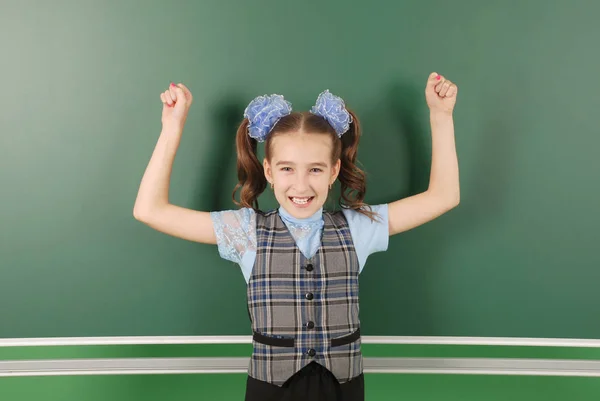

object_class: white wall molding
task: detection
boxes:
[2,357,600,377]
[2,336,600,347]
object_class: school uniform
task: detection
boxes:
[210,205,389,401]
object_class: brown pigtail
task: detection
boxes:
[232,118,267,210]
[337,110,379,221]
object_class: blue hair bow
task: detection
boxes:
[243,94,292,142]
[243,90,352,142]
[310,90,353,137]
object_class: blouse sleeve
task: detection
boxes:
[209,207,257,264]
[342,204,389,272]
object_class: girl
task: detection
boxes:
[133,72,459,401]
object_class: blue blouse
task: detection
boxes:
[210,204,389,283]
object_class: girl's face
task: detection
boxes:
[264,132,340,219]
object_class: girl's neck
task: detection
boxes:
[278,206,323,224]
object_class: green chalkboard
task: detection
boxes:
[1,1,599,339]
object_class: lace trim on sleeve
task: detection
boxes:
[210,208,256,264]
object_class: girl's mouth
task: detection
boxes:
[289,196,314,207]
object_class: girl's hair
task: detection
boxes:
[232,110,378,220]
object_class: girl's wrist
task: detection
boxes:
[161,122,184,137]
[430,109,453,120]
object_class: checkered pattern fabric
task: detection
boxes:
[247,209,363,386]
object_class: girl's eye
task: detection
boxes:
[311,168,323,173]
[281,167,292,172]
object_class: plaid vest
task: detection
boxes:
[246,209,363,386]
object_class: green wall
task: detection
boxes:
[1,0,599,339]
[3,374,599,401]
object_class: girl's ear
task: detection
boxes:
[263,158,273,184]
[331,158,341,184]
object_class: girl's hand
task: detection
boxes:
[425,72,458,115]
[160,82,193,130]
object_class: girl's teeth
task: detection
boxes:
[292,197,310,204]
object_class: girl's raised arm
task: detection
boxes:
[133,83,217,245]
[387,72,460,236]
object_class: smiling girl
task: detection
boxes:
[133,72,460,400]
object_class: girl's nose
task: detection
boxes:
[293,173,310,191]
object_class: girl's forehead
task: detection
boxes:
[271,137,331,160]
[268,131,335,165]
[272,132,332,150]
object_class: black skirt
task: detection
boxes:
[244,361,364,401]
